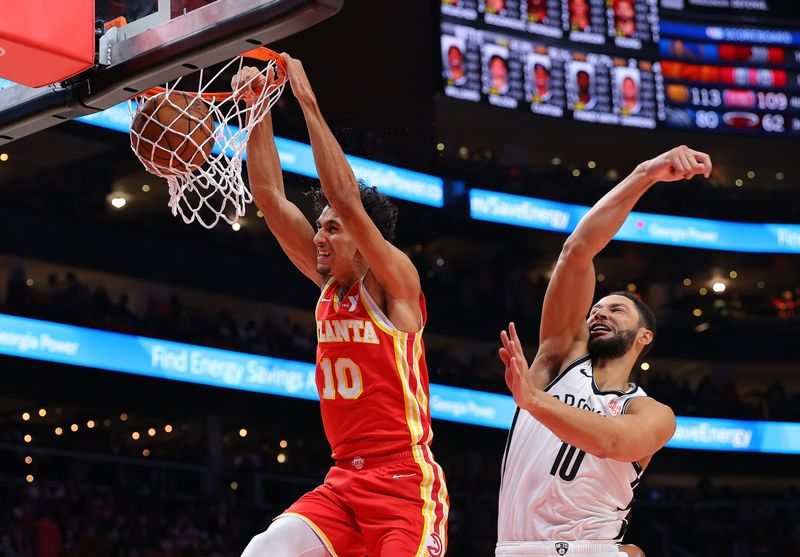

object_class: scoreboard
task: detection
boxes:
[440,0,800,136]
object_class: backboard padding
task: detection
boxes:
[0,0,342,144]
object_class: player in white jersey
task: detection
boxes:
[496,145,713,557]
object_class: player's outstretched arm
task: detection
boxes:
[281,54,421,304]
[234,67,322,286]
[500,324,676,462]
[530,146,712,386]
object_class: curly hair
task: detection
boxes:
[309,182,399,243]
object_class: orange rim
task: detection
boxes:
[136,47,287,101]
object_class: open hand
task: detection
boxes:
[499,322,538,412]
[640,145,712,183]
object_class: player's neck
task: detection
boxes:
[591,357,634,392]
[333,267,368,299]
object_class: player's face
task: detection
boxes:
[490,58,508,89]
[615,0,634,18]
[570,0,588,16]
[314,206,360,276]
[586,295,646,360]
[487,0,505,12]
[535,65,550,92]
[622,77,637,101]
[448,46,463,70]
[615,1,635,36]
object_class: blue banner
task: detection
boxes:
[1,313,799,453]
[470,189,800,254]
[76,104,444,207]
[660,20,800,46]
[668,416,800,454]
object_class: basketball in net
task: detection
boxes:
[128,47,287,228]
[131,92,214,175]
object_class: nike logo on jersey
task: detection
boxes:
[392,473,416,479]
[317,319,380,344]
[321,297,332,302]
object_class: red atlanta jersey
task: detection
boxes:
[315,277,433,461]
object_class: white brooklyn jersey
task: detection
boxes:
[498,355,646,542]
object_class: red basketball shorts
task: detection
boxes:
[282,446,449,557]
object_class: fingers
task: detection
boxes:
[232,66,266,103]
[680,151,696,179]
[505,365,514,392]
[499,347,511,366]
[506,356,519,385]
[278,52,301,74]
[669,152,684,176]
[694,150,713,178]
[669,145,713,180]
[508,322,526,362]
[500,329,513,353]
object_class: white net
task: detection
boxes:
[128,49,286,228]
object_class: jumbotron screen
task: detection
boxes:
[440,0,800,135]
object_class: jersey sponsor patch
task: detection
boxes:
[608,398,623,416]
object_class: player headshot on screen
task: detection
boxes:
[495,145,713,557]
[526,0,548,22]
[569,0,591,31]
[446,44,467,85]
[575,69,593,107]
[613,0,636,37]
[489,54,510,95]
[233,54,449,557]
[620,75,640,115]
[486,0,507,15]
[533,63,551,101]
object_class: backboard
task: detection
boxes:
[0,0,342,145]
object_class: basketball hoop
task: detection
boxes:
[128,47,287,228]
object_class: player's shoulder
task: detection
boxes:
[624,395,675,420]
[540,352,591,391]
[362,269,422,305]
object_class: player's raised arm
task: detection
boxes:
[280,54,421,304]
[234,67,322,285]
[502,326,676,461]
[528,145,712,384]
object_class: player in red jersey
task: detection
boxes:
[233,55,448,557]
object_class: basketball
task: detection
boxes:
[130,91,215,175]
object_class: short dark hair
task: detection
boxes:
[310,181,398,243]
[607,290,657,357]
[490,54,508,68]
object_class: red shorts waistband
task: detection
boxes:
[335,450,416,470]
